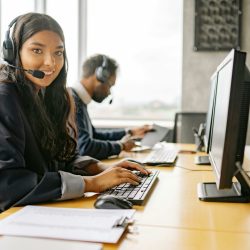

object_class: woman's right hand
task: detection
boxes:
[84,166,141,193]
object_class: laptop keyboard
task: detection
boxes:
[142,147,178,165]
[103,169,159,205]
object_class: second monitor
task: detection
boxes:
[198,49,250,202]
[195,71,218,165]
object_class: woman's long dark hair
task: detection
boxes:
[0,13,76,162]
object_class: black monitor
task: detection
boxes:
[198,49,250,202]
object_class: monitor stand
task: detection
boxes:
[194,155,211,165]
[197,182,250,202]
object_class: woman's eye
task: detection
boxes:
[55,51,63,56]
[32,48,42,54]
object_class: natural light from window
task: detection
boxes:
[87,0,183,122]
[0,0,34,43]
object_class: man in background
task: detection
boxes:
[70,54,151,160]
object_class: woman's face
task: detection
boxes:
[19,30,64,89]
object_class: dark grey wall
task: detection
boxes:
[182,0,250,111]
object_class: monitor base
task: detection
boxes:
[197,182,250,202]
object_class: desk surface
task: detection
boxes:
[1,143,250,250]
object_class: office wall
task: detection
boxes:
[182,0,250,111]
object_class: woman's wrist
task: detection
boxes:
[97,162,108,172]
[84,162,103,175]
[84,176,96,192]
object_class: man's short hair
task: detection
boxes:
[82,54,119,78]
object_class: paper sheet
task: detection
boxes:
[0,206,135,243]
[141,123,170,147]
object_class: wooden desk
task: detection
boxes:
[1,143,250,250]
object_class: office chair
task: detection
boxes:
[172,112,207,143]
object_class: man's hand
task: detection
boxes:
[119,134,135,151]
[129,124,154,138]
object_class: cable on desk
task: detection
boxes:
[174,165,212,172]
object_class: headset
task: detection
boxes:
[95,55,110,83]
[1,16,45,79]
[2,16,19,64]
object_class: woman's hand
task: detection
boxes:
[84,160,151,193]
[110,160,150,175]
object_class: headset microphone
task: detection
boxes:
[8,64,45,79]
[109,97,113,104]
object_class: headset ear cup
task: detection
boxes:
[2,33,15,64]
[95,67,109,83]
[101,68,110,82]
[95,55,110,83]
[95,66,105,83]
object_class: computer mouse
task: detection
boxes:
[94,195,133,209]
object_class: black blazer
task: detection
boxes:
[0,83,62,212]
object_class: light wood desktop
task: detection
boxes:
[1,143,250,250]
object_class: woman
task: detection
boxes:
[0,13,149,212]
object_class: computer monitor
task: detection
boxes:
[198,49,250,202]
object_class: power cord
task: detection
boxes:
[174,165,212,172]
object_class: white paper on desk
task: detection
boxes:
[0,206,135,243]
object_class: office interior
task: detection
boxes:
[1,1,250,249]
[1,1,250,128]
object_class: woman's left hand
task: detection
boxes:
[108,159,151,175]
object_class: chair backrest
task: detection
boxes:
[173,112,207,143]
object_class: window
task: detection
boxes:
[87,0,183,122]
[0,0,35,43]
[46,0,79,85]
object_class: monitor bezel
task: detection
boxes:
[203,71,218,154]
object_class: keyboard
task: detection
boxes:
[142,147,178,165]
[103,169,159,205]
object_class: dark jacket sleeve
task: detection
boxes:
[0,84,61,212]
[72,91,125,160]
[93,127,126,141]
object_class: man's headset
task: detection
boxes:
[2,16,45,79]
[95,55,114,104]
[95,55,110,83]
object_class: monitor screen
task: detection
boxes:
[197,49,250,202]
[203,72,218,153]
